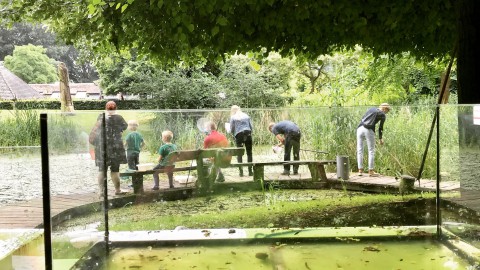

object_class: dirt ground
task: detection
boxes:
[0,152,99,206]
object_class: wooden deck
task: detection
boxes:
[0,170,473,230]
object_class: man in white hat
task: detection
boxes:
[356,103,391,177]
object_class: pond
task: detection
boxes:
[71,227,476,270]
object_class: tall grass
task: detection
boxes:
[0,109,40,147]
[0,106,454,179]
[47,114,85,153]
[0,110,84,153]
[137,106,458,180]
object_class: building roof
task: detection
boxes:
[30,82,102,96]
[0,62,42,100]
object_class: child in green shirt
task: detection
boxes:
[152,130,177,190]
[124,120,145,170]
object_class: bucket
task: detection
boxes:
[336,155,349,180]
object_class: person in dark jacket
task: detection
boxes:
[268,120,301,175]
[229,105,253,176]
[92,101,128,196]
[356,103,391,177]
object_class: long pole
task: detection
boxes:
[299,149,328,154]
[101,113,110,256]
[436,106,442,238]
[40,113,53,270]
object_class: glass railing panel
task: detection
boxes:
[46,111,108,269]
[0,109,45,270]
[43,105,462,269]
[440,104,480,263]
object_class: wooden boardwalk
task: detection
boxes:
[0,171,470,230]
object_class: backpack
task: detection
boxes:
[89,119,102,145]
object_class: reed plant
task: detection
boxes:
[0,109,83,153]
[47,114,85,153]
[0,109,40,147]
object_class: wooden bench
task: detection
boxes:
[120,147,245,194]
[229,160,336,182]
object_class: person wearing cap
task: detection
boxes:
[356,103,391,177]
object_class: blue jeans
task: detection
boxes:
[356,126,375,170]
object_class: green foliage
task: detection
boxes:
[0,23,98,83]
[364,53,447,104]
[217,54,288,108]
[292,47,451,107]
[3,44,58,83]
[95,54,289,108]
[0,0,456,65]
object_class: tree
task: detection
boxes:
[2,0,477,103]
[0,23,98,83]
[4,44,58,83]
[298,60,328,94]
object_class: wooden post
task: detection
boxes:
[308,163,319,181]
[317,163,328,182]
[253,165,264,182]
[195,156,206,191]
[399,175,416,195]
[132,175,144,194]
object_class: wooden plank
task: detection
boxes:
[166,150,201,164]
[120,166,198,176]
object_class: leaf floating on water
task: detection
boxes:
[363,246,381,252]
[128,266,142,269]
[231,251,236,255]
[407,230,432,237]
[305,262,311,270]
[255,252,269,260]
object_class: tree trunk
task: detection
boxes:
[457,0,480,104]
[457,0,480,197]
[309,78,317,94]
[58,62,74,112]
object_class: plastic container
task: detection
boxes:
[137,163,155,171]
[336,155,350,180]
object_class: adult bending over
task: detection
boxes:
[268,120,301,175]
[356,103,391,177]
[229,105,253,177]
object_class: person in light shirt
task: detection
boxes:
[356,103,391,177]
